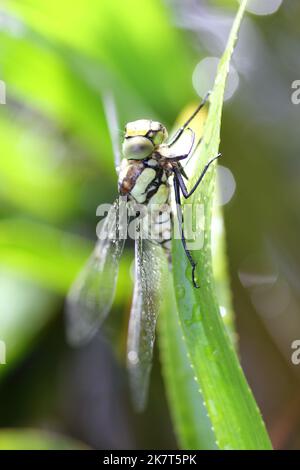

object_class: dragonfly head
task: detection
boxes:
[123,119,168,160]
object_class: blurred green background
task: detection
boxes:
[0,0,299,450]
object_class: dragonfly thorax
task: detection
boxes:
[118,157,170,205]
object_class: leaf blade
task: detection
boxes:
[159,276,218,450]
[172,0,272,450]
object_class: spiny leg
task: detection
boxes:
[167,128,196,162]
[167,131,203,163]
[167,92,210,147]
[173,154,221,199]
[173,177,199,288]
[185,135,203,166]
[177,162,189,180]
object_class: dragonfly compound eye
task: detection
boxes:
[151,127,168,145]
[122,136,154,160]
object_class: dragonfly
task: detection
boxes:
[66,92,220,410]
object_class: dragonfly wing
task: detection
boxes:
[66,199,126,345]
[102,91,121,173]
[127,232,166,411]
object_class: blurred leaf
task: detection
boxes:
[0,28,112,158]
[172,0,272,449]
[0,219,92,294]
[5,0,195,120]
[0,218,132,300]
[0,115,81,221]
[0,220,133,381]
[0,271,58,379]
[0,429,88,450]
[0,0,197,176]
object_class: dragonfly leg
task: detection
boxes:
[167,92,210,147]
[167,128,195,162]
[178,162,189,180]
[173,177,199,288]
[173,154,221,199]
[184,135,203,165]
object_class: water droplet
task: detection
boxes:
[208,399,217,417]
[212,348,218,355]
[223,444,234,450]
[185,305,202,327]
[127,350,139,365]
[220,306,227,318]
[192,304,201,322]
[244,0,283,16]
[176,285,185,299]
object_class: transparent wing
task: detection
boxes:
[102,91,122,173]
[66,198,126,345]
[127,231,166,411]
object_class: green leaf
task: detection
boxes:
[0,429,88,450]
[212,201,236,343]
[0,115,80,221]
[159,164,236,449]
[0,272,59,380]
[0,218,92,294]
[0,218,132,301]
[159,276,217,450]
[0,219,133,379]
[3,0,196,123]
[171,0,272,450]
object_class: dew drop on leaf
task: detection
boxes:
[176,285,185,299]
